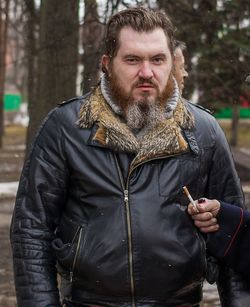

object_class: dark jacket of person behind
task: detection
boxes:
[206,202,250,281]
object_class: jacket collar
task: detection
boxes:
[78,86,196,167]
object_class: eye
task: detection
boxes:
[125,57,140,64]
[151,56,165,65]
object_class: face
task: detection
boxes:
[174,47,188,92]
[102,27,173,110]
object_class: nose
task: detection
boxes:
[183,69,188,78]
[138,61,153,79]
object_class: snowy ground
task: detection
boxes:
[0,182,18,199]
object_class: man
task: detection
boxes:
[188,198,250,281]
[173,40,188,93]
[10,7,249,307]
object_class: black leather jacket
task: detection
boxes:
[11,92,249,307]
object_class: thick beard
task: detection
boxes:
[107,69,174,131]
[125,102,165,131]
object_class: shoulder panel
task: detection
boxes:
[187,101,213,115]
[57,96,84,107]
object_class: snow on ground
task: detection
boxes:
[0,182,19,198]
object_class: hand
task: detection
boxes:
[187,198,221,233]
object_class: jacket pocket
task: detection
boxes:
[158,154,201,198]
[52,217,86,281]
[52,238,74,268]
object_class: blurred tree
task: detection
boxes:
[81,0,104,94]
[157,0,222,103]
[157,0,250,146]
[81,0,132,94]
[3,0,248,149]
[26,0,79,148]
[24,0,39,151]
[0,0,10,148]
[196,0,250,145]
[5,0,26,96]
[2,0,29,105]
[219,1,249,146]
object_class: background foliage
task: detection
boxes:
[1,0,249,148]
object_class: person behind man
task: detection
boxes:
[188,198,250,281]
[10,6,249,307]
[173,40,189,94]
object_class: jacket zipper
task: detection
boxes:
[124,189,136,307]
[70,226,83,282]
[113,152,187,306]
[114,155,136,307]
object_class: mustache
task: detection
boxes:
[133,78,157,87]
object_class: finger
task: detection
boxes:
[200,224,219,233]
[197,202,215,212]
[187,204,194,215]
[187,202,199,215]
[191,212,213,221]
[194,218,217,228]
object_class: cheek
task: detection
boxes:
[116,67,137,84]
[175,71,181,81]
[157,69,171,88]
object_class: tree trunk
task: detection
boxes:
[0,0,10,148]
[26,0,79,148]
[229,14,241,148]
[24,0,39,153]
[81,0,104,94]
[230,104,239,146]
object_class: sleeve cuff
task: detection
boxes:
[206,202,244,258]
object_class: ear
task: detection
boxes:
[101,55,110,73]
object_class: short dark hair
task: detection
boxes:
[104,7,175,59]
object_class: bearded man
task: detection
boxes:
[11,7,249,307]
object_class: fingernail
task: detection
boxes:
[198,198,206,203]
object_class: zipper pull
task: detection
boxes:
[124,189,129,202]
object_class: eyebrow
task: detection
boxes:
[123,53,168,59]
[152,53,167,58]
[123,54,140,58]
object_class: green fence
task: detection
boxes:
[214,107,250,119]
[4,94,22,111]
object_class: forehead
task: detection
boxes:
[174,48,185,63]
[117,26,171,56]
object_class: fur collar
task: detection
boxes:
[78,86,194,168]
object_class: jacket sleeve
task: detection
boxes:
[205,119,244,207]
[206,202,250,281]
[10,108,69,307]
[204,120,250,306]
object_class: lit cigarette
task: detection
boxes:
[183,186,199,213]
